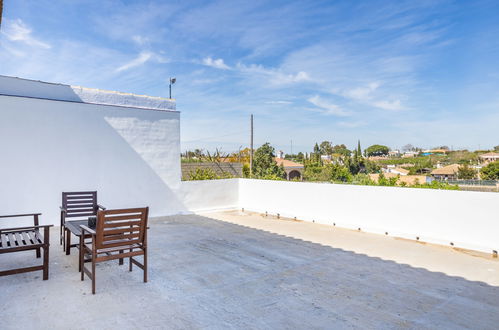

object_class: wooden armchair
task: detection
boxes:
[80,207,149,294]
[60,191,105,255]
[0,213,53,280]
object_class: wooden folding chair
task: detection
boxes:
[60,191,105,255]
[80,207,148,294]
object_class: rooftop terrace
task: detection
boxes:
[2,211,499,329]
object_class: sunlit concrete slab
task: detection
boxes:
[1,214,499,329]
[205,210,499,286]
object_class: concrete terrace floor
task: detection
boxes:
[1,212,498,329]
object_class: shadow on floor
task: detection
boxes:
[1,214,499,329]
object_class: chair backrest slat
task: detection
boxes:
[62,191,98,218]
[95,207,148,250]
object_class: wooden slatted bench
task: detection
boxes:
[0,213,53,280]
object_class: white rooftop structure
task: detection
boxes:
[0,75,176,111]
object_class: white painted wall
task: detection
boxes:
[0,94,184,225]
[177,179,239,213]
[238,179,499,253]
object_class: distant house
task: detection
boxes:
[369,173,428,186]
[402,151,418,158]
[431,164,460,180]
[388,150,400,157]
[274,157,304,180]
[386,167,409,176]
[479,152,499,164]
[368,156,388,161]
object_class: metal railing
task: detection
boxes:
[444,179,499,186]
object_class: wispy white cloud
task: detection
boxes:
[338,121,367,128]
[116,52,152,72]
[307,95,350,116]
[202,57,231,70]
[1,19,51,49]
[115,51,168,73]
[237,63,311,86]
[265,100,292,105]
[131,35,149,46]
[372,99,405,111]
[339,82,380,102]
[332,82,407,111]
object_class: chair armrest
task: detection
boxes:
[0,224,53,232]
[80,225,96,236]
[0,213,42,219]
[60,207,67,213]
[97,204,106,210]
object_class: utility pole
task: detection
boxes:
[250,114,254,176]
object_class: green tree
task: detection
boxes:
[494,145,499,152]
[319,141,333,155]
[332,144,351,156]
[252,143,286,179]
[329,164,352,182]
[187,168,219,180]
[311,143,322,163]
[365,144,390,157]
[313,143,320,154]
[457,164,476,179]
[378,172,398,186]
[480,161,499,180]
[357,140,362,157]
[242,163,250,178]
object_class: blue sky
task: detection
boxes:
[1,0,498,153]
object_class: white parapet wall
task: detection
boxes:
[238,179,499,254]
[0,76,185,224]
[177,179,239,213]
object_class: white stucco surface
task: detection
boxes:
[0,92,183,224]
[0,75,175,110]
[177,179,239,213]
[238,179,499,254]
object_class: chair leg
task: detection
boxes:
[129,249,133,272]
[143,248,147,283]
[91,257,96,294]
[62,228,65,252]
[43,227,50,280]
[119,250,124,265]
[43,245,49,280]
[36,247,41,258]
[79,237,83,273]
[66,229,71,255]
